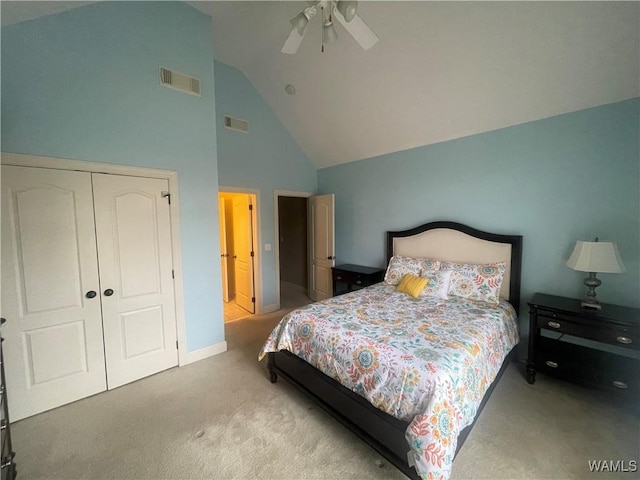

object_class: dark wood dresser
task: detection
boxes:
[332,264,385,296]
[0,319,16,480]
[526,293,639,402]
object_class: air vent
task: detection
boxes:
[159,67,201,96]
[224,116,249,133]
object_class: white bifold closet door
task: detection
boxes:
[1,166,106,421]
[1,166,178,421]
[92,173,178,388]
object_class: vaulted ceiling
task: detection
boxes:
[3,1,639,169]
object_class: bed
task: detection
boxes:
[259,221,522,479]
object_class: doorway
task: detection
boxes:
[274,190,312,309]
[277,195,310,309]
[218,191,258,322]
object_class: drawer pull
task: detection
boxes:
[547,321,561,329]
[612,380,628,389]
[616,336,632,344]
[336,276,342,280]
[545,360,559,368]
[356,280,362,285]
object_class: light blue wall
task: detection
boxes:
[319,99,640,319]
[214,61,317,309]
[1,2,223,353]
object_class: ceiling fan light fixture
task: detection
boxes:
[323,21,338,43]
[336,0,358,22]
[281,0,377,54]
[290,12,309,35]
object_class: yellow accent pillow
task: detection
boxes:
[396,273,428,298]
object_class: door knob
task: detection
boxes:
[85,291,97,299]
[327,256,336,260]
[103,289,114,297]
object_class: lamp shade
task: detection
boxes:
[566,241,626,273]
[290,12,309,35]
[323,21,338,43]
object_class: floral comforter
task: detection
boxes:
[258,283,519,480]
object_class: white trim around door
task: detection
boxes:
[0,152,190,366]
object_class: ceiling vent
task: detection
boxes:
[159,67,201,96]
[224,116,249,133]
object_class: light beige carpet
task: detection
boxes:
[11,300,639,480]
[223,299,252,323]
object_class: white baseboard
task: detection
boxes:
[260,303,279,314]
[181,341,227,366]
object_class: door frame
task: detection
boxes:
[273,190,313,311]
[218,200,230,303]
[0,153,189,366]
[218,187,262,314]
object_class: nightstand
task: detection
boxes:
[526,293,639,400]
[332,264,385,296]
[0,319,16,480]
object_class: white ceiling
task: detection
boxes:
[3,1,639,169]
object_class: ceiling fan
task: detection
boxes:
[282,1,379,54]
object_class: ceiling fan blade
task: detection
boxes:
[333,10,379,50]
[281,27,305,54]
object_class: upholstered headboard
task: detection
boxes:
[387,221,523,314]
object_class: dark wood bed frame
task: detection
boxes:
[267,221,523,479]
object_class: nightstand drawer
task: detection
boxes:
[333,270,365,286]
[535,337,639,398]
[536,314,588,335]
[536,312,639,350]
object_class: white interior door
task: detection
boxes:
[1,166,107,421]
[309,194,335,301]
[92,173,178,389]
[219,199,229,303]
[232,195,255,313]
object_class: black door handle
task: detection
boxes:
[86,291,97,299]
[327,256,336,260]
[103,289,114,297]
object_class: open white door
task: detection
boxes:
[92,173,178,389]
[219,199,229,303]
[1,166,107,421]
[232,195,255,313]
[309,194,335,301]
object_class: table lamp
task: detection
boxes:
[566,238,625,310]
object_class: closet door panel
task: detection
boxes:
[92,174,178,389]
[1,166,107,421]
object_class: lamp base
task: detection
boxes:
[582,272,602,310]
[581,300,602,310]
